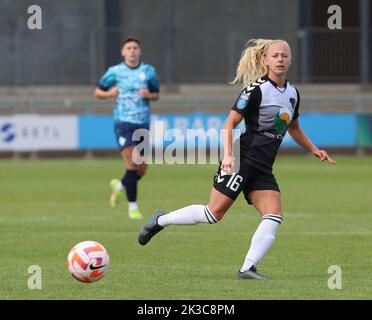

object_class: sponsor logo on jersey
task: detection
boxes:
[274,105,293,133]
[237,93,250,109]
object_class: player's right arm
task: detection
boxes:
[93,67,119,99]
[221,86,260,173]
[94,86,119,99]
[221,110,243,174]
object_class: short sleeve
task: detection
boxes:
[97,67,117,91]
[147,66,160,93]
[293,87,300,120]
[232,86,261,114]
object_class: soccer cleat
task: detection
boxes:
[236,265,271,280]
[128,208,144,220]
[138,211,167,245]
[110,179,123,208]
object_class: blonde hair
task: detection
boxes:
[230,39,291,88]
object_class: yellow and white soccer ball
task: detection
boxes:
[67,241,110,283]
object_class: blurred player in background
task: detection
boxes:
[138,39,335,278]
[94,37,160,219]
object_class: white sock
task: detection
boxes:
[128,202,139,211]
[157,205,217,227]
[116,181,124,192]
[240,214,283,272]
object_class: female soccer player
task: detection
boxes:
[138,39,335,279]
[94,37,160,219]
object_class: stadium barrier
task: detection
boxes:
[0,95,372,157]
[0,112,368,153]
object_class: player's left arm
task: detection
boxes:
[138,89,159,100]
[288,119,336,164]
[94,67,119,99]
[138,66,160,100]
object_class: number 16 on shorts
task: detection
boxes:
[225,173,243,191]
[216,170,243,192]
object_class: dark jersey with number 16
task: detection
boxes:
[232,76,300,173]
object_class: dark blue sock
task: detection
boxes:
[121,170,138,202]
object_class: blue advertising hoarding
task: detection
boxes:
[78,112,357,149]
[281,113,356,147]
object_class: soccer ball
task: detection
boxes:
[67,241,110,283]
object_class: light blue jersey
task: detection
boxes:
[98,62,160,124]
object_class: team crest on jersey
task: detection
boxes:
[289,97,296,108]
[139,72,146,80]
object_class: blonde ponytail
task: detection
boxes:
[230,39,290,88]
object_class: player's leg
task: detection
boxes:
[110,122,145,218]
[160,187,234,226]
[138,159,244,245]
[110,122,127,208]
[132,143,148,179]
[138,187,234,245]
[238,188,282,280]
[137,162,148,178]
[110,145,137,209]
[121,145,143,219]
[110,146,142,217]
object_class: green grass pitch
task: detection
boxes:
[0,156,371,299]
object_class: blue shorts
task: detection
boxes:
[114,121,150,150]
